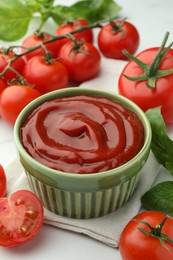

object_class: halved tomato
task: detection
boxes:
[0,190,44,247]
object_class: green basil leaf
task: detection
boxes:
[0,0,33,41]
[51,0,122,25]
[165,162,173,177]
[24,0,41,12]
[146,107,173,172]
[141,181,173,213]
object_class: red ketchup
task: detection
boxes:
[20,95,144,174]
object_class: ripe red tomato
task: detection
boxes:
[0,85,41,125]
[23,55,69,94]
[119,211,173,260]
[0,78,6,94]
[118,47,173,124]
[0,164,6,197]
[0,50,25,84]
[55,19,93,49]
[98,20,139,60]
[21,33,59,60]
[0,190,44,247]
[58,40,101,82]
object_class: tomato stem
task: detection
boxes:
[122,32,173,88]
[109,18,126,38]
[135,215,173,252]
[0,55,26,85]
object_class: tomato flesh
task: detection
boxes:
[0,165,6,197]
[0,190,44,247]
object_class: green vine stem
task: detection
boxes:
[8,21,102,59]
[0,21,103,81]
[122,32,173,89]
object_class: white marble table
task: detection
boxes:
[1,0,173,259]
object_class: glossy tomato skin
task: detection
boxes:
[98,20,139,60]
[119,211,173,260]
[58,41,101,82]
[0,85,41,125]
[0,190,44,247]
[55,19,93,49]
[23,55,69,94]
[0,78,6,94]
[0,165,6,197]
[0,50,25,84]
[118,47,173,124]
[21,33,59,60]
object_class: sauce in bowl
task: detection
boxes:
[20,95,144,174]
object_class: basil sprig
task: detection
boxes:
[0,0,122,41]
[141,107,173,214]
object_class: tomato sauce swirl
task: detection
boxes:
[20,95,144,174]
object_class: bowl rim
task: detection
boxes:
[14,87,151,189]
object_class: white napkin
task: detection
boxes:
[5,151,160,248]
[4,58,162,247]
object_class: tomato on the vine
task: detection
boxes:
[58,40,101,82]
[0,164,6,197]
[119,211,173,260]
[118,33,173,125]
[55,19,93,49]
[0,49,25,84]
[21,32,59,60]
[0,85,41,125]
[98,20,139,60]
[0,190,44,247]
[23,55,69,94]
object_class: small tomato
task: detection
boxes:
[98,20,139,60]
[23,55,69,94]
[58,40,101,82]
[0,85,41,125]
[21,33,59,60]
[55,19,93,49]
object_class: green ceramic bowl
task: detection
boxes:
[14,88,151,219]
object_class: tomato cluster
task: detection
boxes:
[0,18,139,126]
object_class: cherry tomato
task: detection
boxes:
[119,211,173,260]
[118,47,173,124]
[0,165,6,197]
[58,40,101,82]
[0,78,6,94]
[0,49,25,84]
[21,33,59,60]
[23,55,69,94]
[0,85,41,125]
[0,190,44,247]
[98,20,139,60]
[55,19,93,49]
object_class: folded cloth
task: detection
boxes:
[5,151,160,248]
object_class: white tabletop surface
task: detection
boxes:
[0,0,173,259]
